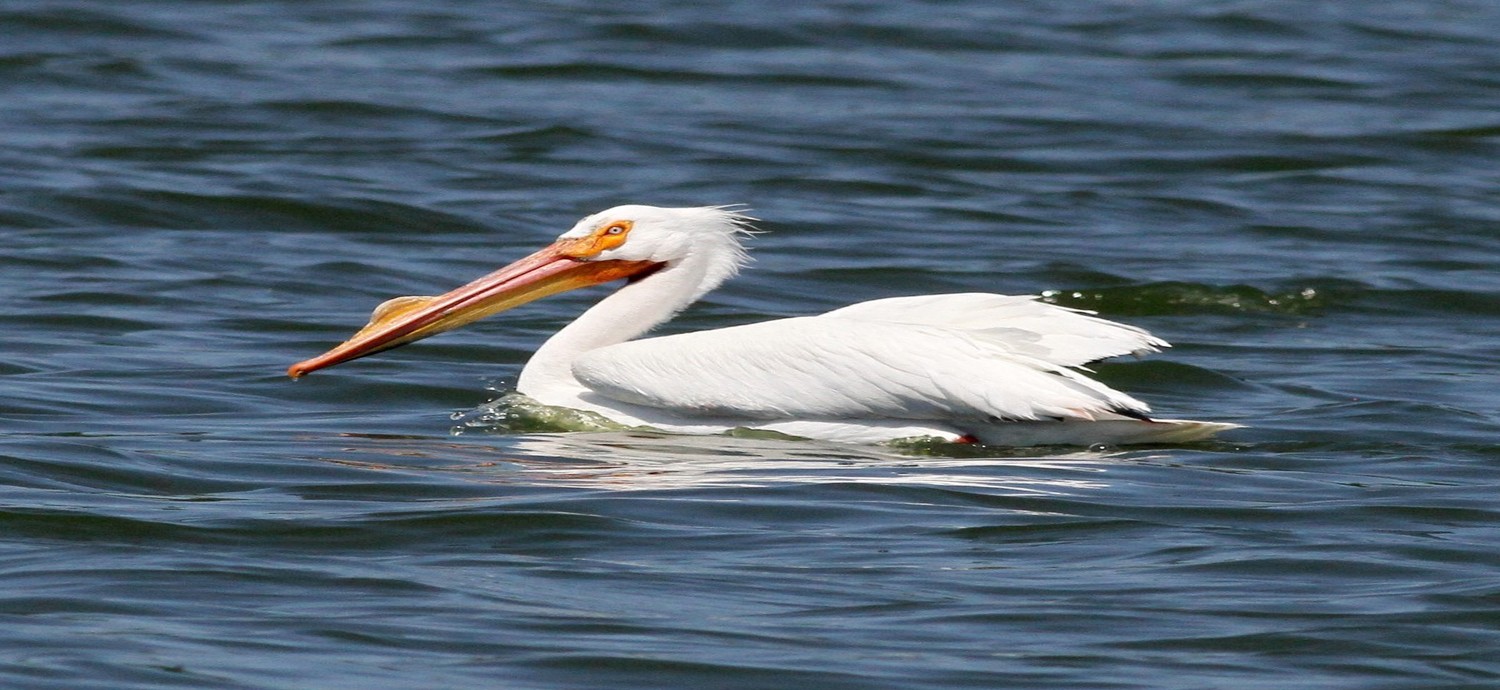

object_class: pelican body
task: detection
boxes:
[290,206,1235,446]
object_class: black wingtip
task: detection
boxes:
[1110,406,1155,422]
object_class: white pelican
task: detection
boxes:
[289,205,1237,446]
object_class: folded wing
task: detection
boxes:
[571,293,1166,424]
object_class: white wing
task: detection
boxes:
[822,293,1167,367]
[571,293,1166,424]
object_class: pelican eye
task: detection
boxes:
[588,220,633,254]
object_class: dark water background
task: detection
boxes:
[4,1,1500,688]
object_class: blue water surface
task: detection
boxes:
[3,1,1499,688]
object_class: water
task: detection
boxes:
[4,1,1500,688]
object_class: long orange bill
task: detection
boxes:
[288,243,660,378]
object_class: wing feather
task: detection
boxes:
[571,293,1163,423]
[824,293,1167,367]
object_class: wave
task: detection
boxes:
[1039,280,1350,315]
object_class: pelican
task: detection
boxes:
[289,205,1237,446]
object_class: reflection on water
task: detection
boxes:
[319,430,1137,494]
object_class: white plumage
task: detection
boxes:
[290,205,1237,446]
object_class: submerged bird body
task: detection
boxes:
[290,205,1236,446]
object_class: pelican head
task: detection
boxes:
[288,205,755,378]
[562,204,752,266]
